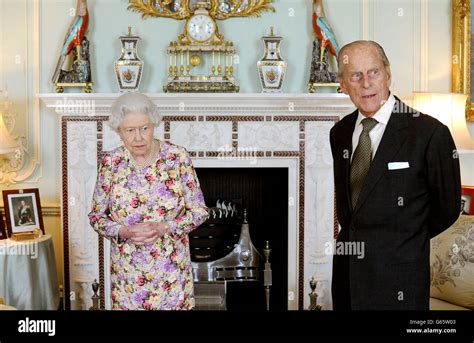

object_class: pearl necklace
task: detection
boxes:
[134,140,158,169]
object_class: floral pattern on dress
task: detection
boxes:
[88,140,209,310]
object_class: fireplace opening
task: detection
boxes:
[193,168,289,311]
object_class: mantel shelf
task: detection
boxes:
[38,92,355,116]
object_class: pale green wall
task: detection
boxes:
[39,0,437,96]
[41,0,323,94]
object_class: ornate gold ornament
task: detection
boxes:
[190,54,202,66]
[128,0,275,92]
[128,0,274,19]
[452,0,474,121]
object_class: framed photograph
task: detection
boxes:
[2,188,45,237]
[461,185,474,215]
[0,212,7,240]
[452,0,474,121]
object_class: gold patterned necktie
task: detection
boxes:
[350,117,378,209]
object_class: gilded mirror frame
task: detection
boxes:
[452,0,474,120]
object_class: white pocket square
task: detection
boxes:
[388,162,410,170]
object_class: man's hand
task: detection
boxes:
[118,222,169,245]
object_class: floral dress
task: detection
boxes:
[88,140,209,310]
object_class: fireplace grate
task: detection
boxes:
[191,201,271,310]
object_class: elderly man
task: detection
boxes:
[329,40,461,310]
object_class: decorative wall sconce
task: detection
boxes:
[0,90,25,185]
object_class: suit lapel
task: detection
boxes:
[352,100,409,215]
[339,111,358,214]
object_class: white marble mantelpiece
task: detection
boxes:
[39,93,354,115]
[40,93,355,311]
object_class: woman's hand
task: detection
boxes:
[118,222,168,245]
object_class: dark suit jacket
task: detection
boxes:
[329,97,461,310]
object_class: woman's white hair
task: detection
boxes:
[108,92,161,131]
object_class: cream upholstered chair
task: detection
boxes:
[430,215,474,310]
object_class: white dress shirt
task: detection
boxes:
[351,94,396,161]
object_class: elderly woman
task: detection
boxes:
[88,92,209,310]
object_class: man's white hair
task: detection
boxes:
[337,40,390,77]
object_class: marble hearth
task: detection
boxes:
[40,93,354,310]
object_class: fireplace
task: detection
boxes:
[193,167,288,310]
[40,93,354,310]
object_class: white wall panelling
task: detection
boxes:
[0,0,42,185]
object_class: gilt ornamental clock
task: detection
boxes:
[128,0,275,93]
